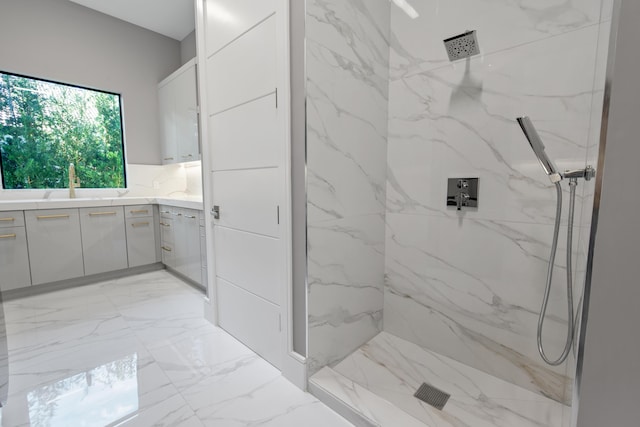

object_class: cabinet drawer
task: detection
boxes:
[159,206,178,219]
[79,207,128,276]
[126,218,157,268]
[0,211,25,228]
[182,210,199,221]
[125,205,153,218]
[159,217,174,244]
[160,242,175,268]
[0,226,31,291]
[25,209,84,285]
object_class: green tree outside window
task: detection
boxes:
[0,72,126,189]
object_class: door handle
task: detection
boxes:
[211,206,220,220]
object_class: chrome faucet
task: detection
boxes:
[68,163,81,198]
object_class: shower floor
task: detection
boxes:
[309,332,570,427]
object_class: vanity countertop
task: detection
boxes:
[0,196,204,212]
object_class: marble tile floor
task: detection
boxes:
[0,270,352,427]
[310,332,571,427]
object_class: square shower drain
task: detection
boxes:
[414,383,451,410]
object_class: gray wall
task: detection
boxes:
[576,1,640,426]
[180,31,197,65]
[0,0,181,165]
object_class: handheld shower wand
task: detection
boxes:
[516,117,562,183]
[516,116,594,366]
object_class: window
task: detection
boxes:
[0,71,126,189]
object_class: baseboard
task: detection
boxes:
[164,267,207,294]
[282,351,307,390]
[1,263,164,300]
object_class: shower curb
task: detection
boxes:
[309,367,427,427]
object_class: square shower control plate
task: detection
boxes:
[447,178,479,210]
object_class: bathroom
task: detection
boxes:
[0,0,638,426]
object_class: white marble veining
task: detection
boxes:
[326,332,568,427]
[306,40,389,223]
[384,213,581,402]
[306,0,391,376]
[307,214,386,374]
[381,0,611,405]
[310,366,426,427]
[386,25,599,225]
[304,0,612,423]
[0,271,351,427]
[389,0,604,80]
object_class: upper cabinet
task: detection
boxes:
[158,58,200,164]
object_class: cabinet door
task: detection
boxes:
[25,209,84,285]
[159,83,177,164]
[80,207,128,276]
[0,226,31,291]
[183,210,202,284]
[159,213,175,268]
[172,210,188,276]
[174,65,199,162]
[126,217,157,268]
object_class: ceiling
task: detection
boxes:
[69,0,195,41]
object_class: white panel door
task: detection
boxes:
[212,168,280,237]
[205,0,276,57]
[206,14,277,114]
[204,0,288,370]
[210,93,280,171]
[215,226,280,304]
[217,278,281,366]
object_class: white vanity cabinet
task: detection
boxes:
[125,205,159,268]
[79,207,128,276]
[0,211,31,291]
[159,207,175,268]
[25,209,85,285]
[159,58,199,165]
[178,209,202,285]
[158,83,178,164]
[159,205,203,287]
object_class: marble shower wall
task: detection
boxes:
[384,0,612,404]
[306,0,391,374]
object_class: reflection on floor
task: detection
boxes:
[0,271,351,427]
[311,332,570,427]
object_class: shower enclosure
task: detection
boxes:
[304,0,614,426]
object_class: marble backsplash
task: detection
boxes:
[0,162,203,201]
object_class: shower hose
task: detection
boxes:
[538,179,577,366]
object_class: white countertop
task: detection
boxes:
[0,196,204,212]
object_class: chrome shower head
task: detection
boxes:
[443,31,480,61]
[516,116,561,181]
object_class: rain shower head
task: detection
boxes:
[443,31,480,61]
[516,116,561,181]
